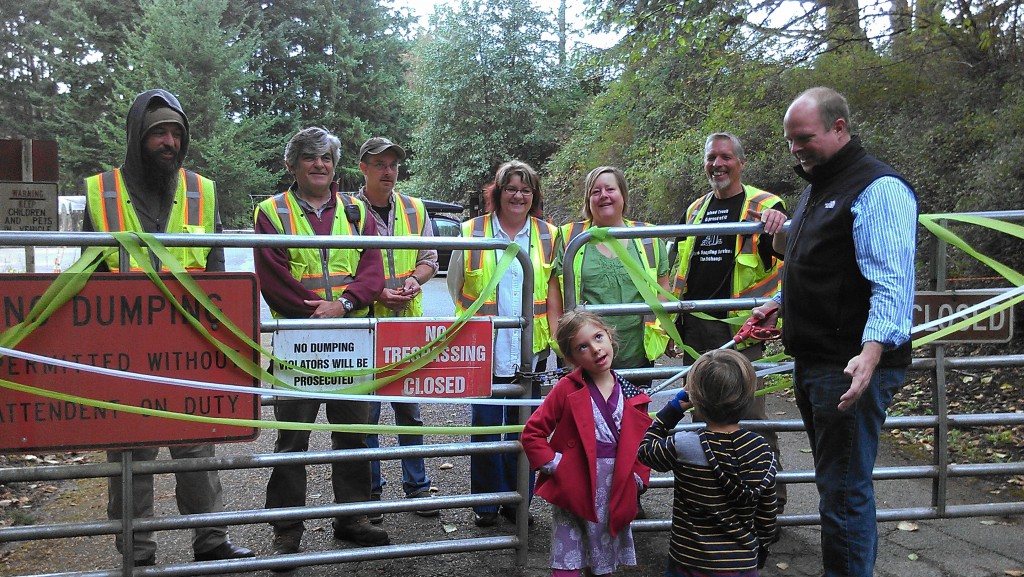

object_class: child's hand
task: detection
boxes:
[539,453,562,476]
[669,388,691,411]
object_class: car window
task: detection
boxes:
[435,218,462,237]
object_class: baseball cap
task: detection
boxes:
[142,106,185,135]
[359,137,406,162]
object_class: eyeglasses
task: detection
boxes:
[502,186,534,197]
[369,161,401,172]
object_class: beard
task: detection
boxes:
[141,146,183,196]
[708,175,732,191]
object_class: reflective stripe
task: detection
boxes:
[183,171,203,226]
[99,171,120,232]
[468,217,487,270]
[86,168,215,272]
[673,185,783,306]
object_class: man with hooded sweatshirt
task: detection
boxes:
[83,88,254,566]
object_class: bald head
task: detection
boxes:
[783,87,851,173]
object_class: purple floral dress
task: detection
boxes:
[549,380,637,574]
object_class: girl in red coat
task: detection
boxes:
[523,310,653,577]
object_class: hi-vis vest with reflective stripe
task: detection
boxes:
[375,193,428,318]
[85,168,215,272]
[672,185,783,320]
[561,219,669,361]
[255,191,369,318]
[456,215,558,354]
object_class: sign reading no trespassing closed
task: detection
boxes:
[375,319,493,398]
[0,273,261,453]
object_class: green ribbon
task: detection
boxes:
[0,378,523,435]
[0,234,525,434]
[584,228,701,359]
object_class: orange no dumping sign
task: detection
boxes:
[0,273,261,453]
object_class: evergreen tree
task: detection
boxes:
[406,0,567,205]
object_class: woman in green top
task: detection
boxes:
[559,166,670,388]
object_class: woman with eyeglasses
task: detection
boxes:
[447,160,563,528]
[559,166,671,391]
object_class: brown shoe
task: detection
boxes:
[333,516,390,547]
[407,489,439,517]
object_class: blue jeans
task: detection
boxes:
[793,360,905,577]
[367,401,431,496]
[470,378,537,514]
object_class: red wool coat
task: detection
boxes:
[522,368,652,536]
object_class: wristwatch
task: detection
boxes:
[339,297,355,313]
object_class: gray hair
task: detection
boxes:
[284,126,341,169]
[704,132,746,163]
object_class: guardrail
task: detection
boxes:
[3,211,1024,576]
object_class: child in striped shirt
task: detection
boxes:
[638,349,778,576]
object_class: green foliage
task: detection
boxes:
[247,0,413,191]
[405,0,576,205]
[103,0,278,228]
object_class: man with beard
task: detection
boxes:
[669,132,788,512]
[83,89,253,566]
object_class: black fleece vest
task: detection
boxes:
[782,138,915,367]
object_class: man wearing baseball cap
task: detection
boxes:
[83,89,253,565]
[354,137,441,522]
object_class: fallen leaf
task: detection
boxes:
[1004,570,1024,577]
[775,562,789,570]
[897,521,919,531]
[442,523,458,534]
[439,462,454,470]
[800,448,812,453]
[908,553,919,561]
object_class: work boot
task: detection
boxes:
[270,531,301,574]
[407,489,439,517]
[333,516,390,547]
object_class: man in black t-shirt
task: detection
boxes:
[670,132,788,509]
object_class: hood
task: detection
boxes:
[122,89,191,178]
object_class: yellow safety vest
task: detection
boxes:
[374,193,428,318]
[456,215,559,353]
[85,168,215,271]
[255,191,370,318]
[561,219,669,361]
[672,185,784,319]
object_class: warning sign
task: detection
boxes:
[375,319,493,398]
[0,181,58,232]
[271,329,374,391]
[913,291,1014,343]
[0,273,261,453]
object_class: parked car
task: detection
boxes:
[422,199,465,276]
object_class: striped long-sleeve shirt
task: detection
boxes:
[639,406,777,574]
